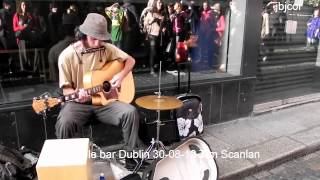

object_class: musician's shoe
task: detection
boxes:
[125,157,150,172]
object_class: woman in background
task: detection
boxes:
[199,1,216,69]
[306,8,320,50]
[13,0,33,72]
[212,2,225,70]
[144,0,166,75]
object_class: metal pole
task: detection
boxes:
[158,61,162,97]
[156,110,160,142]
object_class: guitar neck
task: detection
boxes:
[61,85,103,102]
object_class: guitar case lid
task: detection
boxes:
[142,137,218,180]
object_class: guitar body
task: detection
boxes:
[32,60,135,114]
[83,60,135,106]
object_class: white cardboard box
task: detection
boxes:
[36,138,92,180]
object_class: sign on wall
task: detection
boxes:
[285,20,298,34]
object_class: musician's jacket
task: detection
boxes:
[58,42,129,89]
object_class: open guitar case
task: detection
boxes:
[119,137,218,180]
[141,137,218,180]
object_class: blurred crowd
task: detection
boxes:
[0,0,229,81]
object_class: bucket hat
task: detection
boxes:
[79,13,110,41]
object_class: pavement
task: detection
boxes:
[245,150,320,179]
[203,101,320,180]
[90,101,320,180]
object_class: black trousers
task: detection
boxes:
[55,101,142,151]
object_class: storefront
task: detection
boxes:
[0,0,268,151]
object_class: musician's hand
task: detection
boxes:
[76,88,91,103]
[110,73,124,88]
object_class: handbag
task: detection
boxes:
[175,41,188,63]
[15,27,32,40]
[15,30,22,39]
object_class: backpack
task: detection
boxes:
[0,145,38,180]
[175,94,203,140]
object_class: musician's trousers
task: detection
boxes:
[55,101,142,150]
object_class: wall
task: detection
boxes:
[0,77,255,151]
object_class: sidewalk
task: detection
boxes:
[203,101,320,180]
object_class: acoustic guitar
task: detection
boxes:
[32,60,135,114]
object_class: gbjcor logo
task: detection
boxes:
[275,2,302,13]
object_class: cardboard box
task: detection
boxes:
[36,138,92,180]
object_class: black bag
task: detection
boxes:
[175,62,204,140]
[0,162,16,180]
[15,30,30,40]
[14,31,22,39]
[175,93,203,139]
[0,145,38,180]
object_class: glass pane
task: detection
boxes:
[256,0,320,102]
[0,0,246,105]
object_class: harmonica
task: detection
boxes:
[81,46,106,55]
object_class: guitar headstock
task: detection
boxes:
[32,97,60,114]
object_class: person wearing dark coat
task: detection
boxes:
[0,0,15,49]
[0,0,15,74]
[48,14,79,82]
[122,1,140,54]
[48,3,62,46]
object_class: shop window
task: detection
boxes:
[0,0,248,105]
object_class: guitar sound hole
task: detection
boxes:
[102,81,111,93]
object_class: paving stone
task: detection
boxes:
[205,122,274,150]
[305,156,320,171]
[285,113,320,129]
[202,135,233,155]
[245,117,306,137]
[252,171,272,179]
[266,102,320,129]
[301,176,320,180]
[295,102,320,112]
[246,137,305,166]
[257,174,284,180]
[248,151,320,180]
[267,164,287,174]
[290,127,320,146]
[242,176,258,180]
[301,153,320,161]
[201,130,213,138]
[215,155,256,179]
[269,164,308,179]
